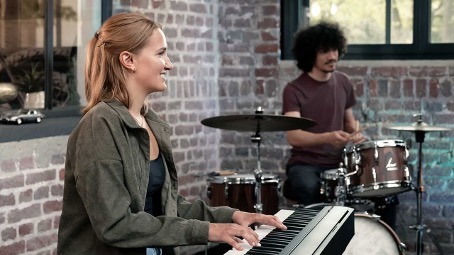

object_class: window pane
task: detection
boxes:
[0,0,100,110]
[390,0,413,44]
[430,0,454,43]
[310,0,386,44]
[309,0,413,45]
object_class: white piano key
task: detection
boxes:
[224,209,295,255]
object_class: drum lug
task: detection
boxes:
[405,147,409,162]
[405,166,410,180]
[399,242,407,252]
[372,167,377,183]
[207,186,212,199]
[374,144,379,163]
[224,185,229,200]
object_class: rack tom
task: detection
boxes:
[344,140,411,197]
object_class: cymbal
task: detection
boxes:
[201,114,316,132]
[386,122,451,132]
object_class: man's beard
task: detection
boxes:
[322,60,337,73]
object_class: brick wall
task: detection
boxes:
[1,0,453,255]
[0,137,66,255]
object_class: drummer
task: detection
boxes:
[281,22,398,229]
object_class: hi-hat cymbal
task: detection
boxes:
[386,122,451,132]
[201,114,316,132]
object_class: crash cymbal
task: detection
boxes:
[386,122,451,132]
[201,114,316,132]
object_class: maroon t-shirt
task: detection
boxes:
[282,71,356,167]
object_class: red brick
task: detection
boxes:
[170,1,188,11]
[38,219,53,232]
[53,215,60,229]
[181,28,200,38]
[265,79,278,97]
[258,18,278,29]
[26,234,57,252]
[447,102,454,112]
[190,3,207,13]
[409,66,427,77]
[8,203,41,223]
[263,55,278,66]
[429,79,439,97]
[434,114,454,124]
[152,0,164,8]
[43,200,62,214]
[262,5,278,16]
[416,79,427,98]
[255,44,278,53]
[19,223,34,236]
[0,174,24,190]
[427,66,447,77]
[34,186,50,200]
[1,227,16,242]
[59,168,65,181]
[255,68,277,78]
[0,193,15,206]
[389,80,401,98]
[256,80,265,95]
[220,43,249,53]
[1,159,16,172]
[0,213,4,224]
[19,156,34,170]
[166,14,173,24]
[403,79,414,97]
[372,66,407,78]
[131,0,148,8]
[440,79,452,97]
[261,31,277,41]
[220,67,250,77]
[352,79,364,97]
[233,18,251,28]
[26,169,56,185]
[338,66,368,76]
[368,79,378,96]
[0,241,25,255]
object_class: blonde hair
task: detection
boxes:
[83,12,162,114]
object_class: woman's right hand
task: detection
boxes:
[208,223,260,251]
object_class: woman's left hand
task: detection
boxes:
[232,211,287,230]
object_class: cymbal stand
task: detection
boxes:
[251,107,264,214]
[409,114,444,255]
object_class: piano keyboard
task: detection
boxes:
[224,206,354,255]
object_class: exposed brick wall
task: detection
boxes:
[0,137,66,255]
[1,0,453,255]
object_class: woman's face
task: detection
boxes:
[133,28,173,93]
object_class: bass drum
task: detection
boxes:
[344,214,405,255]
[304,204,405,255]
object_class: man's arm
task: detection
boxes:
[344,108,366,144]
[285,111,350,148]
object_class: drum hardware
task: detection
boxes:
[386,113,451,255]
[202,106,316,214]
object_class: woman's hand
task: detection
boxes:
[208,223,260,251]
[232,211,287,230]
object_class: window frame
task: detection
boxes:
[280,0,454,60]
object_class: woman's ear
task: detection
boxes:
[119,51,136,72]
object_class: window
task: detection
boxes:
[0,0,111,111]
[281,0,454,60]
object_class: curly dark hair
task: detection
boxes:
[292,21,347,72]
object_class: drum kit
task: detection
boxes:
[201,108,451,255]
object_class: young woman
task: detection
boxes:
[57,12,285,255]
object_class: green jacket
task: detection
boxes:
[57,100,236,255]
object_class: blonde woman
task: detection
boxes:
[57,12,285,255]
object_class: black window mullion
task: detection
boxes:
[44,0,54,110]
[385,0,391,44]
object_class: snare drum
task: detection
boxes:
[207,174,280,215]
[344,140,411,197]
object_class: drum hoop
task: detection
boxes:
[354,140,406,151]
[209,175,280,184]
[348,180,411,196]
[354,214,404,255]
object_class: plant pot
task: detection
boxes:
[24,91,45,109]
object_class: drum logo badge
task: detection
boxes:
[386,157,398,171]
